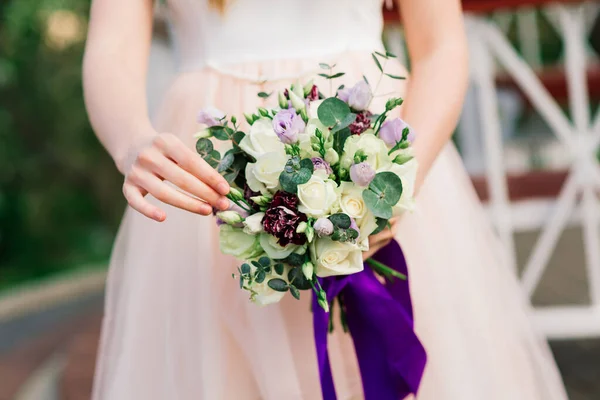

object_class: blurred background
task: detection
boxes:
[1,0,600,399]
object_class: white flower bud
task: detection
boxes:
[278,91,288,109]
[291,82,304,98]
[216,210,244,225]
[288,90,306,112]
[193,129,211,139]
[296,221,308,234]
[324,148,339,165]
[306,225,315,243]
[242,212,265,235]
[250,195,272,207]
[228,187,243,201]
[303,79,314,96]
[302,261,315,280]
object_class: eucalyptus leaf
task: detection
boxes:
[218,151,235,173]
[195,138,213,157]
[329,72,345,79]
[290,285,301,300]
[331,113,357,134]
[206,151,221,169]
[257,91,272,98]
[240,263,251,275]
[347,228,359,240]
[268,278,289,292]
[288,267,312,290]
[239,276,244,289]
[232,131,245,147]
[319,63,331,69]
[333,127,351,157]
[371,218,389,235]
[317,98,351,127]
[285,253,304,267]
[274,263,285,275]
[374,50,388,59]
[258,257,271,267]
[209,126,232,141]
[329,213,351,229]
[363,190,393,219]
[223,171,238,184]
[385,51,397,58]
[251,260,262,270]
[369,172,403,206]
[255,270,266,283]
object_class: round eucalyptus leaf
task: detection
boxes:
[363,190,393,219]
[196,138,213,157]
[317,97,351,127]
[329,213,351,229]
[288,267,312,290]
[368,172,403,206]
[258,257,271,267]
[218,151,235,172]
[240,263,251,275]
[290,285,301,300]
[274,263,285,275]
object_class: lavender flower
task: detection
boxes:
[314,218,334,237]
[338,81,372,111]
[311,157,333,175]
[379,118,415,147]
[272,109,306,144]
[349,162,375,187]
[197,107,225,127]
[349,217,360,236]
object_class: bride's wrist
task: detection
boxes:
[114,120,157,175]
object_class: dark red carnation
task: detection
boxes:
[349,111,372,135]
[263,191,307,246]
[307,85,319,101]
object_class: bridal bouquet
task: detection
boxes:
[194,52,417,312]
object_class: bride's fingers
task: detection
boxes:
[153,133,230,196]
[129,167,213,216]
[123,182,166,222]
[138,147,229,210]
[370,226,395,245]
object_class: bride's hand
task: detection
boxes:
[121,132,231,222]
[362,217,400,261]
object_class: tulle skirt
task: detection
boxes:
[92,51,568,400]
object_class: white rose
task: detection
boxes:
[243,212,265,235]
[338,182,367,220]
[297,175,339,218]
[259,233,298,259]
[341,133,391,171]
[386,158,418,214]
[239,118,286,159]
[219,225,263,260]
[245,152,288,194]
[311,238,364,277]
[308,99,324,119]
[248,266,288,306]
[356,211,378,251]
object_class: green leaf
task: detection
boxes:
[255,270,266,284]
[209,126,232,140]
[274,263,284,275]
[239,276,244,289]
[363,191,393,219]
[232,131,245,147]
[317,98,352,127]
[279,157,314,193]
[285,253,304,267]
[371,53,383,72]
[333,127,351,157]
[218,151,235,173]
[331,113,357,134]
[371,218,389,235]
[347,228,359,240]
[374,51,388,59]
[362,75,369,85]
[240,263,251,275]
[369,172,403,205]
[195,138,213,157]
[268,278,289,292]
[223,171,238,184]
[319,63,331,69]
[288,267,312,290]
[290,285,301,300]
[331,230,342,241]
[258,256,271,267]
[329,213,351,229]
[251,260,262,270]
[329,72,345,79]
[384,73,406,80]
[318,73,331,79]
[385,51,397,58]
[257,91,272,98]
[206,151,221,169]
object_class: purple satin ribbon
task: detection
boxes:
[312,241,427,400]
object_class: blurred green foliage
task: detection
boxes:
[0,0,123,289]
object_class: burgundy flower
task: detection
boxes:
[349,111,372,135]
[307,85,319,101]
[283,88,290,100]
[244,184,260,210]
[263,191,307,246]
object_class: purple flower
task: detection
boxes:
[311,157,333,175]
[197,107,225,127]
[263,191,308,246]
[379,118,415,147]
[349,111,372,135]
[350,162,376,187]
[338,81,372,111]
[272,109,306,144]
[314,218,334,237]
[349,217,360,236]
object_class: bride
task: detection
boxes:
[83,0,568,399]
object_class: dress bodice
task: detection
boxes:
[165,0,385,72]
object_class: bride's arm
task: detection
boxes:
[397,0,469,190]
[83,0,230,222]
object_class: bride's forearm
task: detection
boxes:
[402,45,469,191]
[83,0,155,174]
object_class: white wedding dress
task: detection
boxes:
[92,0,569,399]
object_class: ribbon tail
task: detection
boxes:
[313,291,337,400]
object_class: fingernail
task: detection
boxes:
[155,211,166,221]
[217,182,230,195]
[218,198,229,210]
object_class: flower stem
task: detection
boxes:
[366,258,407,281]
